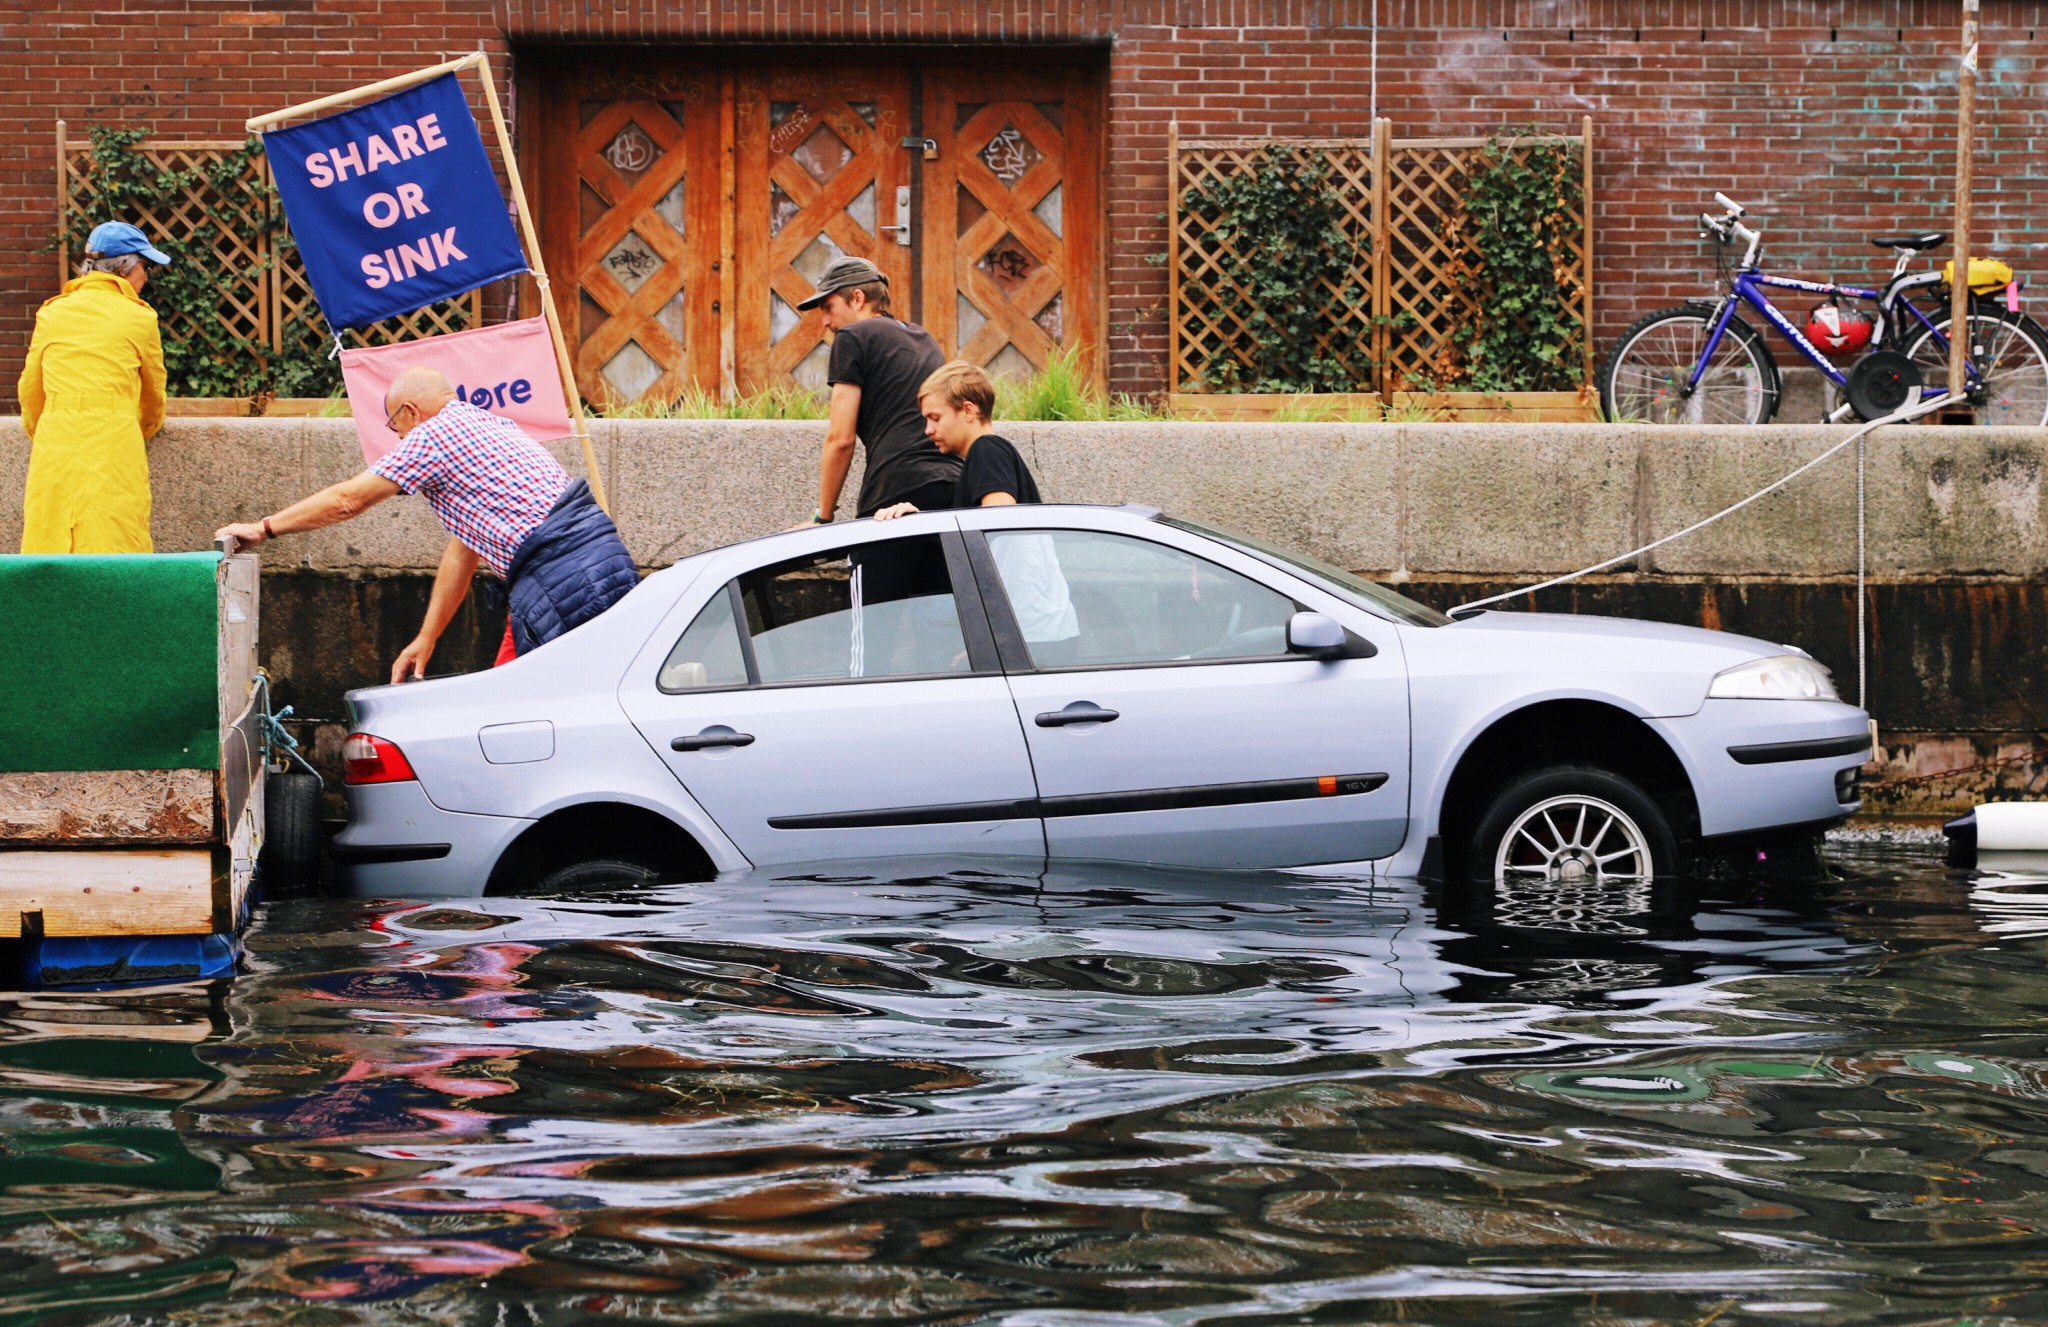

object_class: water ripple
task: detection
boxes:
[0,851,2045,1321]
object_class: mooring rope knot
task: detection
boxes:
[253,670,323,782]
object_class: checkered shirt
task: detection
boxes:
[371,400,570,578]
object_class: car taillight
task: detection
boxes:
[343,733,417,785]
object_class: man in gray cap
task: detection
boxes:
[795,255,960,627]
[799,256,958,535]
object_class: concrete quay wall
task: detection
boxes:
[5,417,2044,817]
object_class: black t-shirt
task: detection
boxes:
[826,316,957,515]
[954,434,1042,508]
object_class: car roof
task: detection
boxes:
[655,501,1166,572]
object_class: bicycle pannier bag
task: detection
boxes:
[1942,257,2017,293]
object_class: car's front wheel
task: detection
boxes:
[1467,766,1677,884]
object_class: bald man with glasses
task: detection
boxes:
[216,366,637,683]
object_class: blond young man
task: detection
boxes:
[878,362,1077,658]
[874,361,1043,516]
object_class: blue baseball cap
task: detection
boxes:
[84,221,170,265]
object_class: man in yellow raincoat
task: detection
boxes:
[17,221,170,553]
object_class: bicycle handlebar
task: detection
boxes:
[1701,192,1762,266]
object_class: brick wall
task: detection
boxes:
[6,0,2046,407]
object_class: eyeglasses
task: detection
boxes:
[384,402,412,433]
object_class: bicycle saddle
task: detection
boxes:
[1870,231,1947,251]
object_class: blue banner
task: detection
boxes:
[265,73,526,329]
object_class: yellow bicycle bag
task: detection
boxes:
[1942,257,2017,293]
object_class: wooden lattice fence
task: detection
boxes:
[1171,117,1595,406]
[56,124,479,399]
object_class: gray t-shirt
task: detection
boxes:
[826,316,959,515]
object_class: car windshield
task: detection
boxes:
[1160,517,1451,628]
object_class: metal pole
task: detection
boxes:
[1949,0,1979,404]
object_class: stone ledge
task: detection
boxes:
[3,417,2043,578]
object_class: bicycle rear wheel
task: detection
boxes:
[1901,307,2048,426]
[1601,306,1778,425]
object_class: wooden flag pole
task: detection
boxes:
[472,49,609,514]
[244,53,610,514]
[245,53,483,133]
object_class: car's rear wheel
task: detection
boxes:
[526,857,668,894]
[1467,766,1678,884]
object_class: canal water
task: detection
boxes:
[0,844,2043,1324]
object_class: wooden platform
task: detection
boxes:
[0,554,261,940]
[0,851,217,937]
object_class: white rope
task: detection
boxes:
[1447,393,1949,704]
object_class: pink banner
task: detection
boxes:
[340,317,573,466]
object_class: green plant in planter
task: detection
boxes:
[1179,146,1371,393]
[1454,130,1587,393]
[60,127,344,399]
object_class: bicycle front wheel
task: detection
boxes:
[1902,308,2048,426]
[1601,307,1777,425]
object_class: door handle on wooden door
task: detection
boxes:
[877,185,914,246]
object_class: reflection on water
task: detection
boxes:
[0,849,2044,1322]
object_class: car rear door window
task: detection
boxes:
[658,584,752,692]
[986,529,1296,669]
[660,535,975,692]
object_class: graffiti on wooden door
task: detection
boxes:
[922,67,1102,384]
[735,67,912,396]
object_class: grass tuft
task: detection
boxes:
[994,345,1173,422]
[597,383,830,420]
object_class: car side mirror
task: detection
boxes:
[1288,611,1356,660]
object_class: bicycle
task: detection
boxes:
[1600,192,2048,426]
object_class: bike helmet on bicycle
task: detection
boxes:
[1805,300,1874,357]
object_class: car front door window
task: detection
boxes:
[985,529,1297,669]
[983,525,1410,869]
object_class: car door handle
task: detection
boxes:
[672,731,756,751]
[1035,704,1120,727]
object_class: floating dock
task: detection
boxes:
[0,551,261,977]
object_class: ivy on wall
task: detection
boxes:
[1451,130,1587,393]
[1178,146,1373,394]
[61,127,342,399]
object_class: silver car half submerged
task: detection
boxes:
[333,504,1873,895]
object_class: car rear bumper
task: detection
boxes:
[1648,700,1871,838]
[332,781,531,898]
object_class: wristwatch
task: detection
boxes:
[261,517,276,540]
[812,509,832,524]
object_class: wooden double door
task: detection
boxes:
[527,52,1104,406]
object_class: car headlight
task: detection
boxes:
[1708,654,1840,701]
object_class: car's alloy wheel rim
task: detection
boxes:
[1494,794,1654,884]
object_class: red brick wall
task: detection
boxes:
[6,0,2045,406]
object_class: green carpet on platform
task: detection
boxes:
[0,553,221,772]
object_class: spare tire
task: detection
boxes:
[261,771,324,899]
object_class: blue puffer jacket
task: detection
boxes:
[504,479,639,655]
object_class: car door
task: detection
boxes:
[617,525,1045,866]
[967,518,1411,869]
